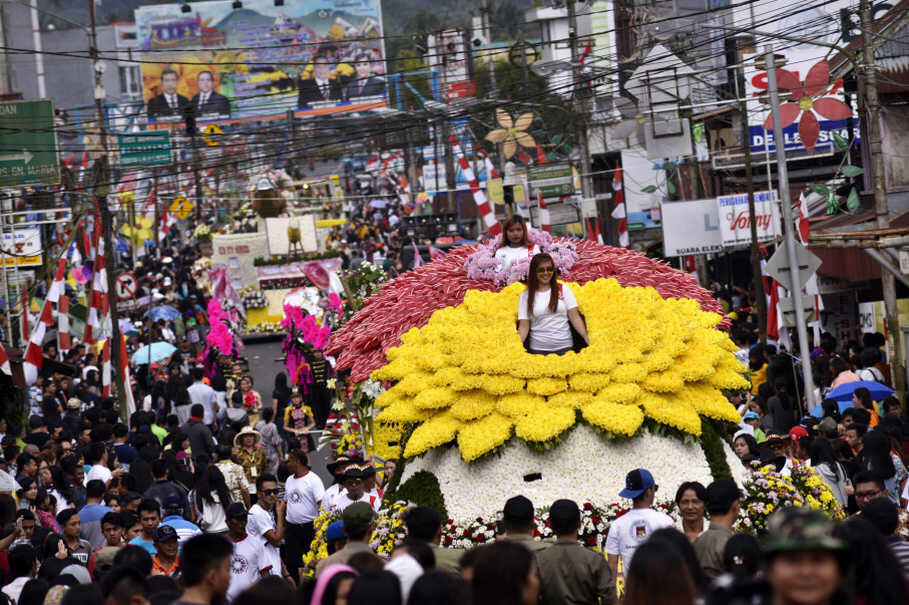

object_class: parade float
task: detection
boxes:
[327,229,749,520]
[304,229,844,576]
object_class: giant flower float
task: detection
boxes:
[328,233,746,522]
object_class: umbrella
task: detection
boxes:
[145,305,180,321]
[809,400,854,419]
[369,199,387,209]
[131,342,176,364]
[826,380,894,402]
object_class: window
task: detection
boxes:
[118,65,141,97]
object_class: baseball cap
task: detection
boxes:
[503,495,535,526]
[789,426,809,441]
[60,564,92,585]
[705,479,742,515]
[762,507,845,555]
[619,468,655,499]
[153,524,178,543]
[325,520,346,541]
[342,502,376,535]
[817,417,838,436]
[742,411,760,421]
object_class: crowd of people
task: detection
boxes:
[0,195,906,605]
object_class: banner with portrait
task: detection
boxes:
[135,0,387,124]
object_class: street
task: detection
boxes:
[243,336,332,485]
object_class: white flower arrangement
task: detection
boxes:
[400,425,743,524]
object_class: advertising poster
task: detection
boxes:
[660,198,723,257]
[135,0,386,124]
[717,190,781,248]
[738,0,860,158]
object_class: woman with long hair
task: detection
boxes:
[517,253,588,355]
[857,430,901,504]
[624,539,699,605]
[495,215,540,273]
[189,462,231,534]
[769,377,797,435]
[851,387,879,427]
[808,438,849,508]
[472,541,540,605]
[832,517,906,605]
[309,564,358,605]
[271,371,292,437]
[732,433,761,462]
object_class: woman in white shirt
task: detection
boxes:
[494,215,540,273]
[517,253,589,355]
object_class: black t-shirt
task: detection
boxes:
[23,431,50,448]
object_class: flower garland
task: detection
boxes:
[193,224,211,242]
[372,280,747,462]
[328,240,728,383]
[302,501,409,580]
[463,228,579,284]
[737,461,845,533]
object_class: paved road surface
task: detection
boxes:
[243,337,332,485]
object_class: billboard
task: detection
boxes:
[660,198,723,257]
[135,0,386,124]
[717,190,781,248]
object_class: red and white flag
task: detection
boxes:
[0,346,10,377]
[23,299,54,385]
[537,192,552,233]
[19,288,29,345]
[411,240,424,268]
[101,338,111,397]
[449,135,501,237]
[797,192,810,243]
[612,167,629,247]
[46,257,67,303]
[57,294,71,353]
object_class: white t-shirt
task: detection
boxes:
[285,472,325,524]
[329,491,380,513]
[517,283,578,352]
[227,534,269,602]
[494,244,540,272]
[85,464,112,486]
[248,503,282,575]
[187,381,218,424]
[604,508,674,569]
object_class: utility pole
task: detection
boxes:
[738,46,767,344]
[481,0,497,99]
[860,0,904,395]
[89,0,126,418]
[765,46,815,413]
[566,0,594,216]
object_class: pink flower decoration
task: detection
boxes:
[762,60,852,153]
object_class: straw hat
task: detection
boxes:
[233,425,261,447]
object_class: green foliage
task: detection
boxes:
[832,132,849,151]
[666,181,677,196]
[846,187,860,211]
[252,250,341,266]
[388,470,448,519]
[699,418,733,481]
[841,165,864,178]
[641,185,658,193]
[810,184,830,197]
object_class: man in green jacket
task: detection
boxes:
[536,499,614,604]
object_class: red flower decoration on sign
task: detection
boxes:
[762,59,852,152]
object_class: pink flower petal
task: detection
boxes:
[812,97,853,121]
[804,60,830,98]
[763,103,802,130]
[799,110,820,152]
[777,69,803,98]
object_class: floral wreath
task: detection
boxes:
[463,227,579,284]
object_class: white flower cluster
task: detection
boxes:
[360,379,386,400]
[401,425,740,523]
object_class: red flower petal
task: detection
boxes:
[812,97,853,121]
[776,69,803,98]
[799,110,820,152]
[763,103,801,130]
[803,60,830,98]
